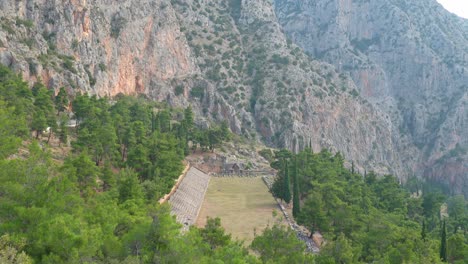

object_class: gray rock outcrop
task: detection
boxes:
[274,0,467,194]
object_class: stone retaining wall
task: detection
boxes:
[159,162,190,204]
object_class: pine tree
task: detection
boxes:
[55,87,68,114]
[31,110,47,139]
[220,121,231,140]
[283,160,291,204]
[72,92,91,128]
[151,110,156,133]
[292,156,300,218]
[183,106,194,134]
[46,111,57,143]
[32,83,56,140]
[157,110,171,133]
[440,219,447,262]
[421,219,426,241]
[208,128,221,151]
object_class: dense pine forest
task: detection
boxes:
[0,64,466,263]
[0,65,304,263]
[269,148,467,263]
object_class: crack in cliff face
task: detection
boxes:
[0,0,466,195]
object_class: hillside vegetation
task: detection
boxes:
[0,65,315,263]
[270,148,467,263]
[1,63,467,262]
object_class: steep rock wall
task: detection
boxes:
[274,0,468,194]
[0,0,197,97]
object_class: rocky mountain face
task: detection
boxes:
[0,0,465,194]
[274,0,467,195]
[0,0,198,97]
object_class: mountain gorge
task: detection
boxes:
[0,0,466,195]
[274,0,468,194]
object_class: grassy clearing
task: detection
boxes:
[196,177,280,244]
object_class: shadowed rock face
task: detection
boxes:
[274,0,467,195]
[0,0,466,195]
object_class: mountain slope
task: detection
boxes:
[274,0,468,195]
[0,0,465,194]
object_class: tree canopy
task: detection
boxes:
[270,147,467,263]
[0,65,313,264]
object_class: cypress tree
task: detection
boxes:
[292,156,300,218]
[351,161,355,174]
[283,160,291,204]
[151,111,155,133]
[440,219,447,262]
[55,87,69,114]
[270,164,283,200]
[58,119,68,147]
[421,219,426,241]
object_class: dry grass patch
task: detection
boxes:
[196,177,280,244]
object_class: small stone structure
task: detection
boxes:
[168,167,210,231]
[223,162,244,175]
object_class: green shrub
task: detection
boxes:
[38,54,50,67]
[1,22,15,35]
[84,66,96,86]
[350,89,359,97]
[21,38,34,48]
[71,39,79,50]
[62,58,77,74]
[174,85,184,96]
[99,63,107,72]
[190,86,205,99]
[110,15,127,38]
[15,18,34,28]
[258,149,274,162]
[28,59,37,75]
[270,54,289,65]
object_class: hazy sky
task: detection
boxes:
[437,0,468,18]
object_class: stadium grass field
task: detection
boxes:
[196,176,280,244]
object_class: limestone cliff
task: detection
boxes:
[0,0,197,97]
[0,0,465,195]
[274,0,468,195]
[170,0,410,176]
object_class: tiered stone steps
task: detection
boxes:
[168,167,210,230]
